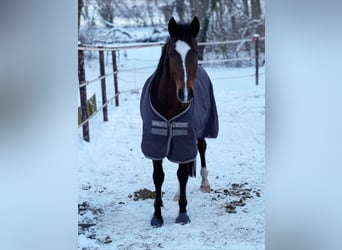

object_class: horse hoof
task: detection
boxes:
[200,184,211,193]
[175,213,190,225]
[151,215,163,227]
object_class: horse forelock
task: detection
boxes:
[174,24,196,43]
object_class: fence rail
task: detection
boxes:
[78,37,265,51]
[78,36,264,142]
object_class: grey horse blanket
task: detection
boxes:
[140,65,219,163]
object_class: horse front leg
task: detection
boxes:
[175,163,191,224]
[198,138,211,193]
[151,160,164,227]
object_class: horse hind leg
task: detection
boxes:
[174,139,211,200]
[173,161,195,201]
[198,138,211,193]
[151,160,164,227]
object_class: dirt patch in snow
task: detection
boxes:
[129,188,164,201]
[210,182,262,213]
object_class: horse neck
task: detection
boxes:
[151,44,186,120]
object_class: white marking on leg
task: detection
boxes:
[200,167,211,193]
[175,40,190,101]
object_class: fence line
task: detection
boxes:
[210,72,265,81]
[78,94,117,128]
[79,71,118,88]
[78,37,265,51]
[78,42,165,51]
[78,88,141,128]
[199,57,253,64]
[80,58,255,89]
[79,38,264,88]
[78,36,264,141]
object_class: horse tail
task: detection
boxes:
[187,161,196,177]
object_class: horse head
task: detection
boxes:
[167,16,200,104]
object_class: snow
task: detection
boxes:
[78,45,265,249]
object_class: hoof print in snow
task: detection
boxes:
[151,215,164,227]
[87,233,96,240]
[175,213,190,225]
[78,223,96,230]
[225,203,237,213]
[93,208,104,214]
[78,201,90,214]
[78,202,104,216]
[98,236,112,244]
[82,184,91,190]
[78,201,106,238]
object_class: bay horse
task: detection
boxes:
[140,16,219,227]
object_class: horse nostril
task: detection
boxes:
[188,89,194,99]
[177,89,184,101]
[177,88,193,104]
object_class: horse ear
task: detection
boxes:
[168,17,178,37]
[190,16,200,37]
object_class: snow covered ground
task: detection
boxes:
[78,46,265,250]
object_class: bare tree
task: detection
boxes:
[159,0,175,23]
[189,0,215,60]
[146,0,155,26]
[78,0,83,32]
[96,0,118,27]
[176,0,186,23]
[251,0,262,20]
[242,0,249,18]
[80,0,264,63]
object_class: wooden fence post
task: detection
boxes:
[78,48,90,142]
[99,48,108,121]
[112,50,119,107]
[253,34,260,86]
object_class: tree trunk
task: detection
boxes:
[251,0,263,38]
[231,16,237,37]
[176,0,185,23]
[78,0,83,33]
[242,0,249,17]
[198,16,209,60]
[195,0,216,60]
[251,0,261,20]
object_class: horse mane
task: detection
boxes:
[155,41,168,77]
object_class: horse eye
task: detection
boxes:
[188,49,197,56]
[169,50,177,57]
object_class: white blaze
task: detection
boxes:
[175,40,191,100]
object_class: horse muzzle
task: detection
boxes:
[177,88,193,104]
